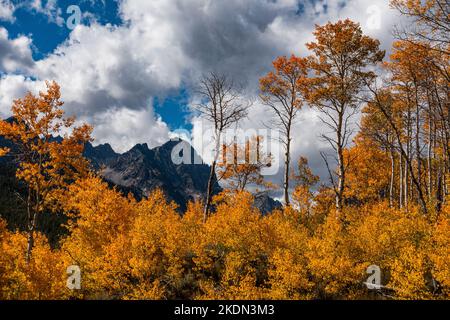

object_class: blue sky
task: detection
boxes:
[1,0,193,131]
[4,1,122,59]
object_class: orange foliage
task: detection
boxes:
[0,81,92,260]
[1,16,449,301]
[344,136,391,203]
[0,218,67,299]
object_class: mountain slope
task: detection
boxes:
[99,140,219,211]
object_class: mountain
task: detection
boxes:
[83,142,119,169]
[85,139,281,213]
[95,139,220,212]
[253,191,282,215]
[0,124,280,215]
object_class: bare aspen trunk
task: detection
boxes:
[337,147,345,211]
[204,131,222,222]
[26,156,42,262]
[26,175,40,262]
[283,133,291,206]
[404,159,408,210]
[436,168,443,211]
[203,159,217,222]
[26,211,37,263]
[25,187,33,263]
[415,101,422,194]
[399,152,403,209]
[405,109,411,210]
[445,169,449,200]
[336,110,345,211]
[427,116,433,201]
[370,84,429,214]
[196,73,249,221]
[389,148,395,207]
[403,155,409,210]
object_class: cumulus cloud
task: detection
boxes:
[0,28,35,73]
[0,0,14,22]
[87,106,170,153]
[35,23,184,111]
[0,74,46,118]
[0,0,404,187]
[180,0,401,183]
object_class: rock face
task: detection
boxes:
[253,191,283,215]
[95,139,219,212]
[83,142,118,170]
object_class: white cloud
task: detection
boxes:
[28,20,187,151]
[0,27,35,73]
[0,0,14,22]
[88,106,170,153]
[0,74,45,118]
[0,0,404,186]
[182,0,401,184]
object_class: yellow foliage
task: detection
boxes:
[344,136,391,203]
[389,245,431,299]
[265,208,312,299]
[61,176,138,299]
[429,210,450,297]
[1,179,449,300]
[306,210,365,299]
[193,191,271,299]
[0,219,67,299]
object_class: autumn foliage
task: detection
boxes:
[1,179,448,300]
[0,81,92,261]
[0,11,449,300]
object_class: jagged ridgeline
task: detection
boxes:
[85,139,221,212]
[0,125,280,244]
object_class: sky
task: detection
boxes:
[0,0,404,196]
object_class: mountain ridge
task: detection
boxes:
[84,139,281,213]
[93,139,219,212]
[0,118,281,215]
